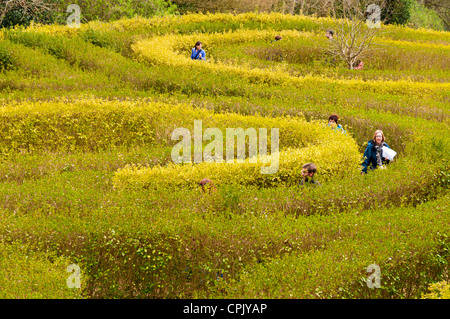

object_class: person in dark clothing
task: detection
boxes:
[299,163,321,186]
[361,130,391,174]
[269,35,283,60]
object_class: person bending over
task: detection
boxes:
[353,58,364,70]
[198,178,217,194]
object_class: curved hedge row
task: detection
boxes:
[7,12,450,42]
[112,139,360,190]
[0,98,353,153]
[0,98,360,188]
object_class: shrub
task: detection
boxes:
[0,44,14,71]
[112,139,361,190]
[0,0,57,29]
[206,192,450,298]
[422,281,450,299]
[407,0,446,30]
[53,0,179,23]
[0,241,85,298]
[382,0,413,25]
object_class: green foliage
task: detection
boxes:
[382,0,413,25]
[0,44,14,71]
[1,6,35,29]
[422,280,450,299]
[0,241,84,298]
[407,0,446,30]
[53,0,179,23]
[0,1,179,29]
[206,192,450,298]
[0,0,57,29]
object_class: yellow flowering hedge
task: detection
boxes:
[19,11,450,42]
[0,97,354,154]
[112,111,360,190]
[16,12,333,35]
[422,281,450,299]
[112,137,360,190]
[0,97,360,189]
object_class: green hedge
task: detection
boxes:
[207,191,450,298]
[0,241,84,298]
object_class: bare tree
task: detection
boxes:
[324,0,387,69]
[0,0,56,27]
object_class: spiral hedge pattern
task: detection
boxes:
[0,13,448,298]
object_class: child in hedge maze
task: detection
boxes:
[269,35,283,61]
[273,35,282,42]
[327,114,346,133]
[325,30,336,65]
[191,41,206,60]
[353,58,364,70]
[361,130,391,174]
[299,163,321,187]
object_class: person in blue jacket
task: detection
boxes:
[361,129,391,174]
[191,41,206,60]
